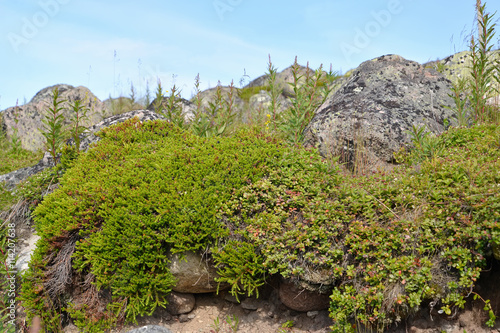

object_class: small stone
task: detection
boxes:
[307,311,319,318]
[178,314,190,323]
[124,325,173,333]
[165,291,195,315]
[223,292,240,304]
[241,297,262,311]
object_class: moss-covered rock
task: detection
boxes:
[424,50,500,83]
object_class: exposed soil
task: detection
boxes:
[66,290,334,333]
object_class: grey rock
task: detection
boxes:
[15,233,40,273]
[124,325,172,333]
[29,84,74,104]
[194,86,245,116]
[248,91,292,116]
[424,49,500,83]
[246,64,314,97]
[307,310,319,318]
[223,292,241,304]
[165,291,195,315]
[168,251,226,293]
[1,85,107,152]
[76,109,166,152]
[0,151,56,190]
[0,110,164,190]
[304,54,456,169]
[178,314,191,323]
[240,297,263,311]
[279,280,330,312]
[147,97,196,121]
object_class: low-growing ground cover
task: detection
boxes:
[217,124,500,331]
[18,118,334,332]
[15,116,500,332]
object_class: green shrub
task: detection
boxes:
[219,123,500,332]
[19,118,500,332]
[468,3,499,124]
[40,88,66,165]
[20,117,328,331]
[270,58,337,145]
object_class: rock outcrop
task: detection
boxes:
[1,84,107,152]
[424,49,500,83]
[0,151,56,190]
[303,54,457,169]
[0,110,164,190]
[146,97,196,121]
[246,64,314,97]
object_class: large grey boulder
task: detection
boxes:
[424,49,500,83]
[195,86,245,115]
[247,91,293,117]
[29,84,74,104]
[1,84,107,152]
[303,54,456,168]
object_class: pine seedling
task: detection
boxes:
[190,74,211,137]
[205,82,236,137]
[153,80,165,114]
[219,80,237,136]
[10,100,22,153]
[164,84,185,129]
[467,3,498,123]
[40,88,66,165]
[68,96,89,153]
[267,55,282,132]
[144,81,151,108]
[279,58,333,145]
[129,82,137,110]
[446,76,470,127]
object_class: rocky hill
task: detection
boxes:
[0,51,499,333]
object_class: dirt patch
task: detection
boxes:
[63,290,333,333]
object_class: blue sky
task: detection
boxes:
[1,0,499,109]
